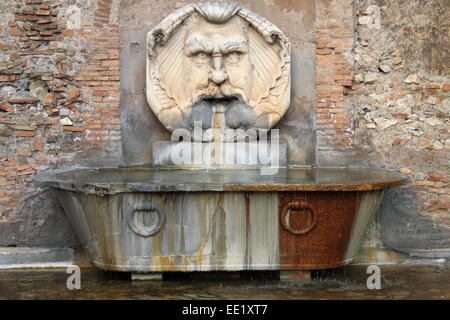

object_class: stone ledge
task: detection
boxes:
[0,247,74,269]
[353,247,449,266]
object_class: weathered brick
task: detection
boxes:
[0,104,13,112]
[16,131,36,137]
[14,125,36,131]
[63,126,84,132]
[35,10,50,16]
[6,98,40,104]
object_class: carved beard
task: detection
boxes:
[184,81,255,132]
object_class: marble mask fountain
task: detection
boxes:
[34,2,406,275]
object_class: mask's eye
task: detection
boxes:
[224,52,240,64]
[193,52,211,64]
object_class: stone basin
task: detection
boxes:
[34,167,406,272]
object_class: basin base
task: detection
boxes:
[280,270,312,281]
[131,272,163,281]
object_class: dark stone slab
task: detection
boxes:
[380,186,450,256]
[0,190,79,248]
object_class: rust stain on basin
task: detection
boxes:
[279,192,360,269]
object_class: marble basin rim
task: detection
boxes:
[34,166,407,194]
[33,166,407,272]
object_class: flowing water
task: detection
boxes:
[0,265,448,300]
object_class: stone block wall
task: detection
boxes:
[350,0,449,216]
[314,0,449,253]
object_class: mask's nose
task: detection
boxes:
[209,54,227,85]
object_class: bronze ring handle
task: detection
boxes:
[281,200,316,235]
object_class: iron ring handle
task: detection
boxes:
[281,200,316,235]
[126,204,165,237]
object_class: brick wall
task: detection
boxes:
[0,0,122,223]
[315,0,355,150]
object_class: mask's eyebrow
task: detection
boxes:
[184,35,213,55]
[220,37,248,54]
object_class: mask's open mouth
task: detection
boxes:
[188,94,255,133]
[198,94,242,108]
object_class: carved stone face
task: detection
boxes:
[182,16,253,107]
[146,2,291,135]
